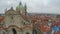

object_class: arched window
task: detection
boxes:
[11,16,13,19]
[12,28,17,34]
[3,32,5,34]
[26,32,29,34]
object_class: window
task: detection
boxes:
[3,32,5,34]
[26,32,29,34]
[32,30,37,34]
[11,16,13,19]
[12,28,17,34]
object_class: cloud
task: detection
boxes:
[25,0,60,14]
[0,0,19,13]
[0,0,60,14]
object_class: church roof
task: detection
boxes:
[5,7,16,15]
[8,7,15,11]
[16,2,24,10]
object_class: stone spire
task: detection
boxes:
[19,1,22,5]
[25,3,27,16]
[25,3,27,11]
[10,7,13,10]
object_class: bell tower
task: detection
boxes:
[16,2,27,16]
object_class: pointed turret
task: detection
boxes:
[19,1,22,5]
[10,7,13,10]
[25,3,27,11]
[25,3,27,15]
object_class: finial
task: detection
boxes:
[10,6,13,10]
[25,3,27,8]
[19,1,22,5]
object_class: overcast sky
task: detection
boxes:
[0,0,60,14]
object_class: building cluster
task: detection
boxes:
[0,2,60,34]
[30,14,60,34]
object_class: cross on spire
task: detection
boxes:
[19,1,22,5]
[10,7,13,10]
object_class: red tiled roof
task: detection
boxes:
[55,30,60,34]
[0,16,4,22]
[39,25,51,32]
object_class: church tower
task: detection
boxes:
[16,2,27,16]
[0,2,33,34]
[24,3,27,16]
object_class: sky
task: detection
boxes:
[0,0,60,14]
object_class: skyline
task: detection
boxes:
[0,0,60,14]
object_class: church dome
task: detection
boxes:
[8,7,15,11]
[5,7,16,15]
[16,2,24,10]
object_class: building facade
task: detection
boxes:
[0,2,33,34]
